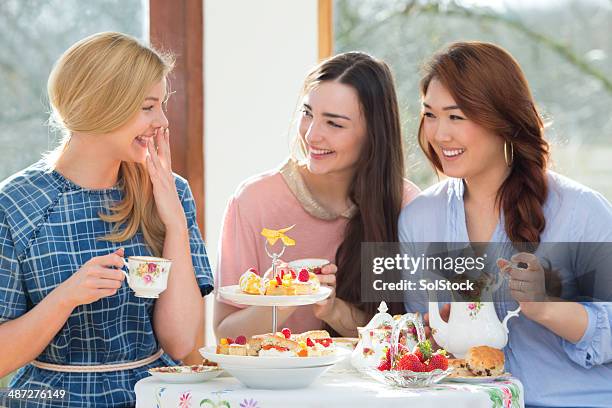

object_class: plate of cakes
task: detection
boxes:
[218,266,332,306]
[445,346,511,383]
[200,329,350,389]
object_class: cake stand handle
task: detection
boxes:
[272,305,278,334]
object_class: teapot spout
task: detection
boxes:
[428,301,448,350]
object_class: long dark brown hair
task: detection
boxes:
[298,52,406,331]
[418,42,549,245]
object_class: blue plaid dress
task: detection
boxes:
[0,160,214,407]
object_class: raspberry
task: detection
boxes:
[298,269,309,282]
[306,338,315,347]
[281,328,292,339]
[427,353,448,371]
[234,335,246,345]
[397,353,426,372]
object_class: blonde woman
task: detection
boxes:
[0,32,212,406]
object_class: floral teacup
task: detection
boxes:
[121,256,172,298]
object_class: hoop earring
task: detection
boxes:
[504,141,514,167]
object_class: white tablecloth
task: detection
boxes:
[135,369,525,408]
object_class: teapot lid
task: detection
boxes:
[362,301,394,330]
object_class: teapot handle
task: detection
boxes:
[502,305,521,334]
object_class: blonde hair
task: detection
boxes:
[47,31,175,256]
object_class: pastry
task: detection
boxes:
[465,346,505,376]
[229,344,247,356]
[239,268,263,295]
[448,358,473,377]
[259,333,300,356]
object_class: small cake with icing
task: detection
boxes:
[239,268,263,295]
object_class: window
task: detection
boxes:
[0,0,148,180]
[333,0,612,199]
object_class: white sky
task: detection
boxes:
[457,0,611,12]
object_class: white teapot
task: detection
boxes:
[429,297,520,358]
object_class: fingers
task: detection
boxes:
[88,253,125,269]
[321,263,337,274]
[92,276,124,290]
[92,266,126,282]
[147,135,163,171]
[510,252,539,270]
[506,266,535,282]
[318,273,336,287]
[152,127,171,169]
[508,278,528,292]
[162,127,171,167]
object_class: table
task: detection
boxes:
[135,369,525,408]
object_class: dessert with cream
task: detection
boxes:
[237,267,320,296]
[217,328,335,357]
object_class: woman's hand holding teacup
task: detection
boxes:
[146,127,186,229]
[312,263,338,320]
[57,248,126,308]
[498,253,547,319]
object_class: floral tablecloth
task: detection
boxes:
[135,369,524,408]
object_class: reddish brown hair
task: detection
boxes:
[418,42,549,244]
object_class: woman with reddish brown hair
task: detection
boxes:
[400,42,612,407]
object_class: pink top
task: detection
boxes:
[215,158,420,333]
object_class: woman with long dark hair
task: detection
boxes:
[214,52,419,338]
[400,41,612,407]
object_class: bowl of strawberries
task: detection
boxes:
[367,339,452,387]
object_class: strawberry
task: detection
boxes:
[226,337,234,345]
[275,276,282,285]
[396,353,426,372]
[313,267,322,274]
[234,335,247,345]
[280,269,286,278]
[306,337,315,347]
[290,269,297,279]
[281,328,292,339]
[412,340,433,363]
[248,267,258,274]
[315,338,332,347]
[298,268,309,282]
[377,359,391,371]
[427,353,448,371]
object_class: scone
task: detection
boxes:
[465,346,505,376]
[448,358,473,377]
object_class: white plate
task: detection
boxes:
[199,346,350,369]
[221,365,333,389]
[148,366,223,383]
[445,373,511,383]
[218,285,332,306]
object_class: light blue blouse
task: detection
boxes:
[399,171,612,408]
